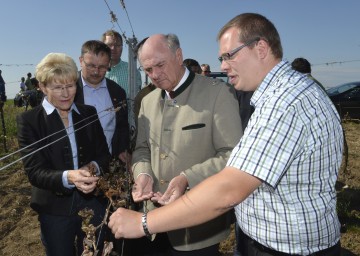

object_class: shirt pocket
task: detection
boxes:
[182,123,206,130]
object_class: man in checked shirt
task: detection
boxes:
[109,13,343,256]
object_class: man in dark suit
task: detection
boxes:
[75,40,129,162]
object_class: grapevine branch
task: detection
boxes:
[78,158,134,256]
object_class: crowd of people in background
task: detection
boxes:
[12,72,43,109]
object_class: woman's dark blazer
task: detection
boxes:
[16,103,111,215]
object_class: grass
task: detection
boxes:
[1,100,23,137]
[0,100,26,170]
[1,99,359,255]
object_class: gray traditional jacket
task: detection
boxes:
[133,72,242,251]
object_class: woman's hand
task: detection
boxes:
[67,169,99,194]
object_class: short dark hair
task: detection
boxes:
[183,58,201,74]
[81,40,111,59]
[217,13,283,59]
[183,58,200,68]
[31,77,39,87]
[291,57,311,74]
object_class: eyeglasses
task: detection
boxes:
[218,37,260,63]
[82,59,109,73]
[49,84,76,94]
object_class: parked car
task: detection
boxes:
[326,81,360,119]
[208,71,229,83]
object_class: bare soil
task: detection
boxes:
[1,121,359,256]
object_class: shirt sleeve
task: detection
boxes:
[62,171,75,188]
[227,103,305,188]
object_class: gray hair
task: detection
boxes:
[165,33,180,53]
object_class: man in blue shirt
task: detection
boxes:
[75,40,129,163]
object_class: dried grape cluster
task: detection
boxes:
[79,158,134,256]
[95,159,133,209]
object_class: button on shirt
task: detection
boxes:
[137,68,189,179]
[227,60,344,255]
[82,77,116,154]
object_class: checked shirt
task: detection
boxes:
[228,60,344,255]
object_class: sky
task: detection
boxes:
[1,0,360,99]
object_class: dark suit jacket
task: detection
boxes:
[16,103,111,215]
[75,75,129,158]
[235,90,254,129]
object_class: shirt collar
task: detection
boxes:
[165,68,189,98]
[251,60,290,108]
[42,96,79,116]
[110,59,124,68]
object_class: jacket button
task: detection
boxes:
[160,153,167,159]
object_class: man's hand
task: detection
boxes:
[108,208,144,239]
[119,151,131,171]
[151,174,188,205]
[67,169,99,194]
[132,174,154,202]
